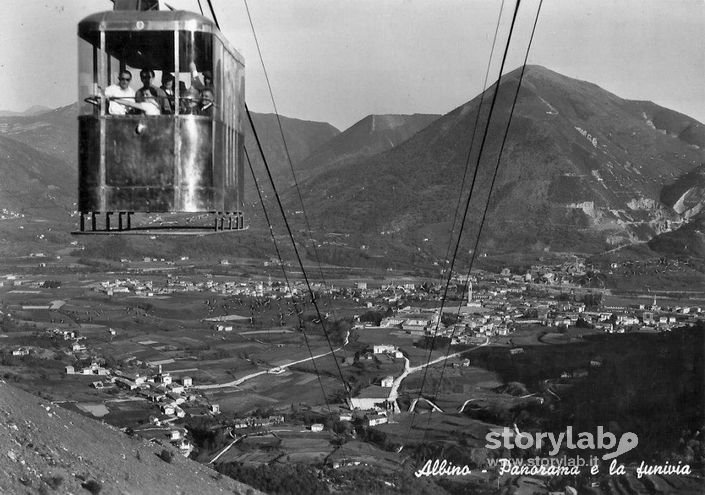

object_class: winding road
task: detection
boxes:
[387,336,490,412]
[195,331,488,417]
[194,331,349,390]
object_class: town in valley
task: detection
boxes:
[1,247,703,493]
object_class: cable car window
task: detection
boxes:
[179,31,213,114]
[105,30,174,74]
[102,31,174,115]
[112,0,159,9]
[78,36,100,116]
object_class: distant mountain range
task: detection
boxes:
[0,104,78,165]
[0,65,703,268]
[0,134,74,215]
[244,112,340,195]
[0,105,52,117]
[294,113,440,180]
[288,65,704,265]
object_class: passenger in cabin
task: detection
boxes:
[181,86,201,115]
[199,88,215,116]
[177,81,190,113]
[160,73,175,113]
[182,86,201,115]
[200,71,213,90]
[135,69,171,115]
[189,62,213,91]
[104,70,135,115]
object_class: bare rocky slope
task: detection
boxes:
[0,381,262,495]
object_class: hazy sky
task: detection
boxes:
[0,0,702,130]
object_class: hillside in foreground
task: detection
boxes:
[0,381,262,495]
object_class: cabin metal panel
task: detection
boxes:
[105,117,175,187]
[78,116,101,211]
[236,131,245,210]
[176,117,213,211]
[108,186,175,211]
[213,121,225,207]
[79,115,223,212]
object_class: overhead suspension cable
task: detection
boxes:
[246,104,352,404]
[205,0,220,27]
[406,0,524,442]
[205,0,348,405]
[441,0,506,284]
[204,0,326,302]
[245,146,331,413]
[241,0,331,288]
[431,0,545,411]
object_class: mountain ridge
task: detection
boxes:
[294,113,441,180]
[0,105,52,117]
[0,65,704,267]
[290,64,704,261]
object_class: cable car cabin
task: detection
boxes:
[76,7,245,234]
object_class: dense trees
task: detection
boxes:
[415,336,451,350]
[217,464,329,495]
[217,463,446,495]
[471,327,704,460]
[359,310,385,326]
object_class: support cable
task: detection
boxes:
[205,0,220,27]
[440,0,506,284]
[405,0,524,444]
[431,0,545,413]
[242,0,331,288]
[246,104,352,404]
[204,0,348,405]
[421,0,544,447]
[246,146,331,413]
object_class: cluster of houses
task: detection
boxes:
[0,207,22,220]
[92,274,319,299]
[344,343,399,424]
[98,278,154,297]
[64,363,221,423]
[65,362,110,378]
[49,327,78,340]
[340,270,705,427]
[232,415,285,430]
[9,327,92,358]
[354,303,507,342]
[353,281,703,344]
[97,271,335,300]
[60,361,211,456]
[348,382,395,418]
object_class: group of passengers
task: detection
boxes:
[104,65,213,116]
